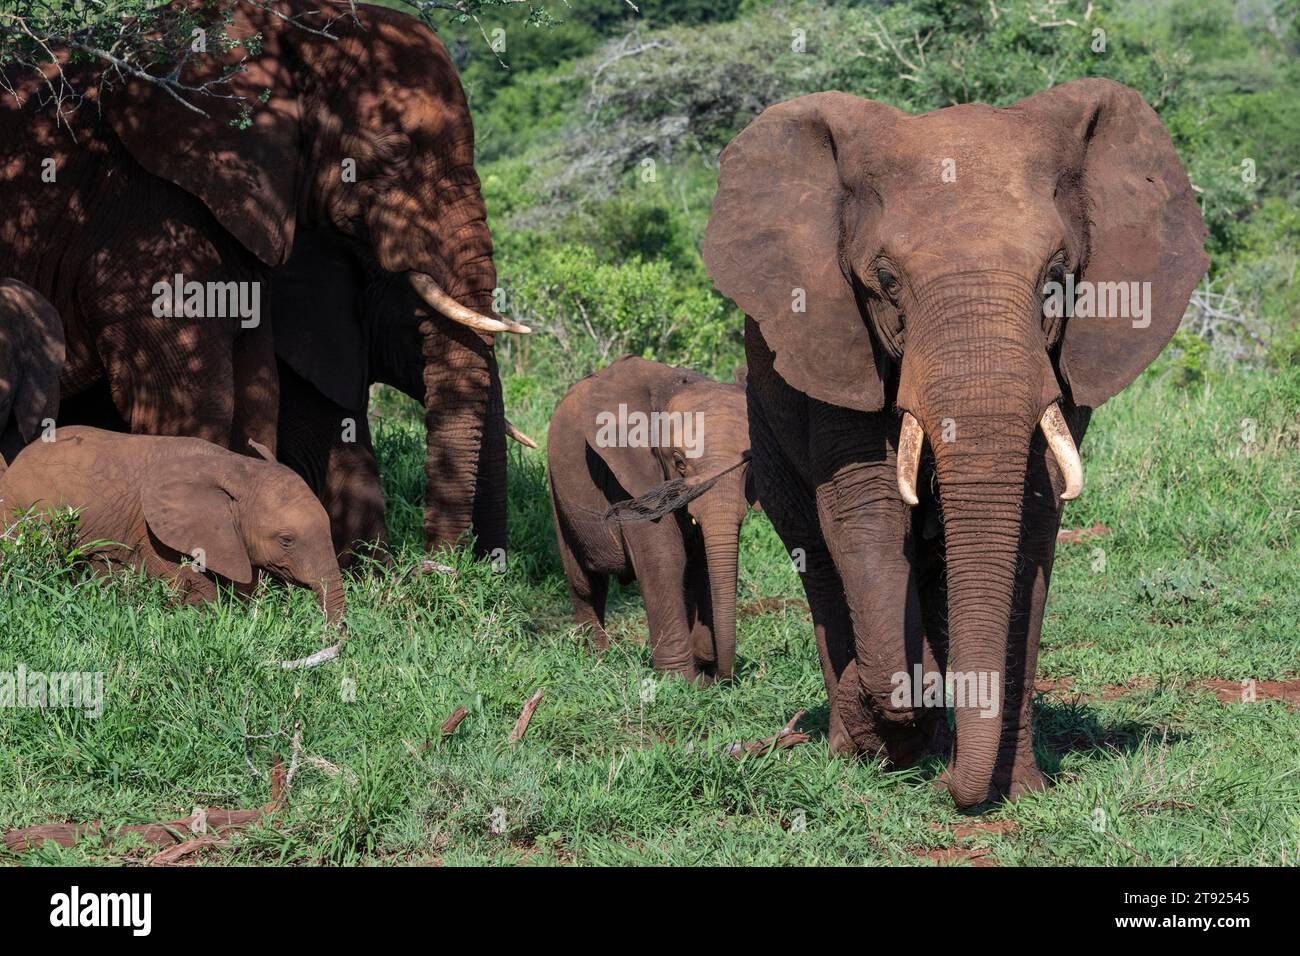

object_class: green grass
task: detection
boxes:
[1,362,1297,866]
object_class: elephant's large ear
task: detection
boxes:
[703,93,901,412]
[581,357,708,499]
[105,7,301,267]
[0,279,64,441]
[1010,79,1209,409]
[142,456,253,585]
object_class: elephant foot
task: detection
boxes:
[1002,762,1047,801]
[576,619,609,652]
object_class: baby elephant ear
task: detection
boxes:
[704,93,901,413]
[581,357,708,500]
[0,279,65,442]
[1009,79,1209,408]
[142,456,253,585]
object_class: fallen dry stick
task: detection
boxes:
[5,808,269,852]
[441,707,469,737]
[724,710,810,758]
[5,758,287,854]
[508,689,544,745]
[148,833,229,867]
[1056,522,1111,545]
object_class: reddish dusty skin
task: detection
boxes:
[0,1,512,559]
[0,279,64,469]
[702,79,1208,807]
[547,357,758,683]
[0,426,345,625]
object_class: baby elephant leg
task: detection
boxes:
[624,521,695,680]
[550,505,610,650]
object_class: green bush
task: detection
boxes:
[500,242,742,381]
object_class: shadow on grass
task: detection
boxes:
[1032,697,1176,777]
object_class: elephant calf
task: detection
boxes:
[0,426,345,626]
[548,357,757,681]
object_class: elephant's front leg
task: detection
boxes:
[623,520,696,679]
[815,454,944,765]
[230,317,280,455]
[277,362,389,566]
[684,530,717,674]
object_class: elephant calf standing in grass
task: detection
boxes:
[548,357,757,682]
[0,426,346,630]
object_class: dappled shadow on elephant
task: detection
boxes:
[1,3,522,562]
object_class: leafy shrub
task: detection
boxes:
[500,242,742,380]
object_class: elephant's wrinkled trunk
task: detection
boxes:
[314,570,347,628]
[701,517,742,681]
[402,162,507,557]
[903,279,1045,807]
[933,456,1027,807]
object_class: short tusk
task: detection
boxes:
[408,272,531,334]
[505,418,538,449]
[897,411,924,507]
[1039,403,1083,500]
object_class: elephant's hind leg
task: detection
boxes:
[549,483,610,650]
[566,563,610,652]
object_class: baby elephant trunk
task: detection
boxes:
[701,517,741,681]
[313,570,347,628]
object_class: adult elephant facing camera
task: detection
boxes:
[703,79,1207,807]
[0,1,523,558]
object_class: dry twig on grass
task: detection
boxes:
[441,707,469,737]
[508,689,544,745]
[5,757,288,856]
[723,710,810,758]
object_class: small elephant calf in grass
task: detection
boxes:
[548,357,757,682]
[0,426,346,629]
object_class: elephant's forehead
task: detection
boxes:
[867,106,1053,203]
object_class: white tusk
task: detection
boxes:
[408,272,531,334]
[505,418,538,449]
[897,411,924,506]
[1039,403,1083,500]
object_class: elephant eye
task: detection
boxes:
[673,453,687,476]
[877,269,900,297]
[277,531,296,549]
